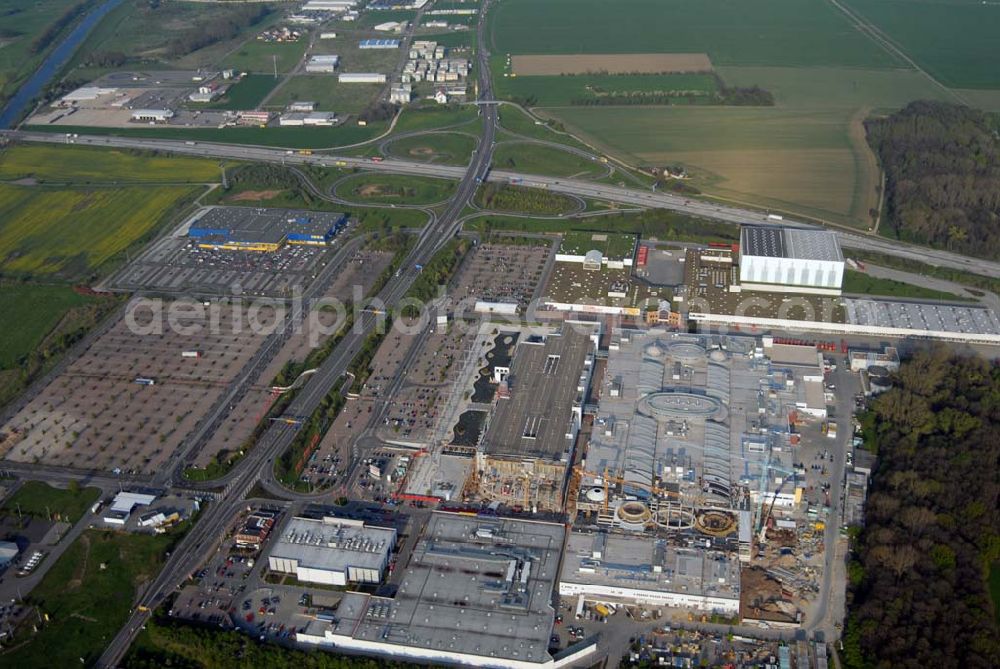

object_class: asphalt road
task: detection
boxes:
[94,2,498,664]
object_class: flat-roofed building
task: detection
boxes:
[478,324,598,511]
[559,531,741,614]
[103,492,156,525]
[186,207,348,252]
[305,54,340,73]
[296,512,594,668]
[738,226,844,295]
[130,108,174,123]
[268,516,396,586]
[339,72,387,83]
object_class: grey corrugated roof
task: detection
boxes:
[741,226,842,262]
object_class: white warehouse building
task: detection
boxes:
[267,516,396,586]
[558,532,741,614]
[338,72,387,84]
[738,226,844,295]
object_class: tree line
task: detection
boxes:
[126,616,423,669]
[865,100,1000,259]
[843,347,1000,668]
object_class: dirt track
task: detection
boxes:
[512,53,713,75]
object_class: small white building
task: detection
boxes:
[305,54,341,73]
[583,249,604,271]
[339,73,387,83]
[130,109,174,123]
[288,100,317,112]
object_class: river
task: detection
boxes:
[0,0,124,129]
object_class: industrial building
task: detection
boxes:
[130,108,174,123]
[296,512,594,669]
[579,330,810,531]
[559,531,741,613]
[267,516,396,586]
[302,0,358,11]
[279,111,338,126]
[186,207,348,251]
[305,54,340,73]
[359,38,400,49]
[738,226,844,295]
[102,492,156,525]
[339,72,387,84]
[477,324,598,511]
[683,237,1000,344]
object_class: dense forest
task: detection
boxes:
[844,348,1000,668]
[865,101,1000,259]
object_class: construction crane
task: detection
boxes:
[754,460,799,544]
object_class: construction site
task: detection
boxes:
[556,329,840,624]
[472,323,599,511]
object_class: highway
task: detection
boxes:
[7,129,1000,280]
[94,2,498,665]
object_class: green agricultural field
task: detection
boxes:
[385,132,477,165]
[334,173,456,205]
[200,74,279,110]
[0,480,100,523]
[0,144,221,183]
[842,270,968,301]
[495,72,719,107]
[539,66,970,226]
[841,0,1000,89]
[489,0,898,68]
[66,1,280,73]
[313,32,403,73]
[264,75,383,115]
[4,530,179,667]
[391,105,479,133]
[560,230,637,259]
[23,122,387,149]
[0,283,98,369]
[550,106,867,223]
[0,183,199,279]
[223,39,308,74]
[492,141,605,178]
[357,9,417,27]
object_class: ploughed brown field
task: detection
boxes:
[511,53,713,75]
